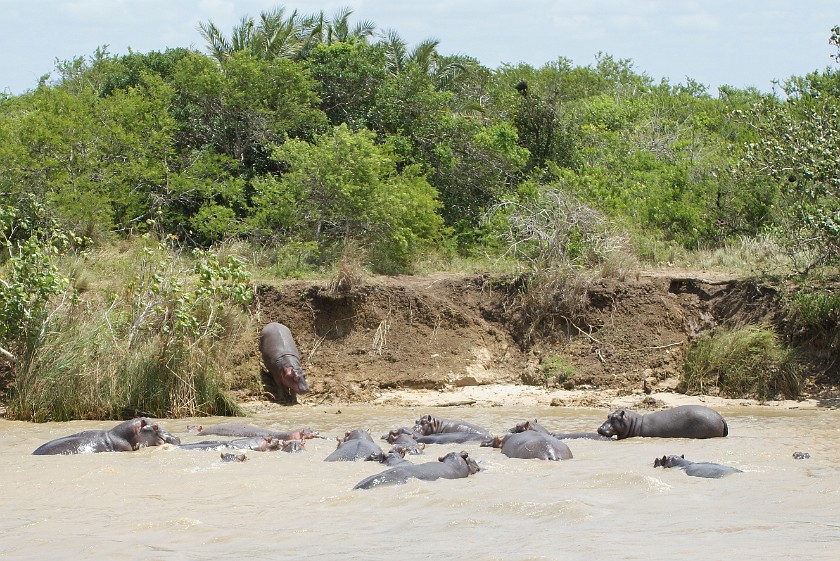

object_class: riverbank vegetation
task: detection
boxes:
[2,6,839,419]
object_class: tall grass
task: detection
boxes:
[682,324,800,401]
[6,238,251,421]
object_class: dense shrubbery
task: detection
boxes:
[2,5,839,417]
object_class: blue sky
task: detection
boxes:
[2,1,838,95]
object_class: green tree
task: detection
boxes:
[739,75,840,268]
[256,124,445,272]
[0,71,176,239]
[305,42,388,130]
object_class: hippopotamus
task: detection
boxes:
[178,435,284,452]
[260,322,310,401]
[483,430,573,461]
[654,454,742,478]
[324,429,385,462]
[416,432,489,444]
[509,419,610,441]
[380,449,411,466]
[414,415,490,436]
[221,452,247,462]
[353,451,480,490]
[550,431,611,441]
[188,423,321,441]
[383,431,426,455]
[32,418,181,455]
[597,405,729,439]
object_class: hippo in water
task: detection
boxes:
[221,452,247,462]
[178,435,293,452]
[414,415,490,437]
[382,430,426,455]
[188,423,321,441]
[260,322,309,401]
[654,454,742,478]
[597,405,728,439]
[509,419,610,441]
[32,418,181,455]
[324,429,385,462]
[483,430,573,461]
[353,451,480,490]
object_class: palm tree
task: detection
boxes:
[198,6,306,62]
[199,5,376,63]
[380,30,477,91]
[297,7,376,57]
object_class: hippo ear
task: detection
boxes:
[619,410,626,418]
[681,454,685,459]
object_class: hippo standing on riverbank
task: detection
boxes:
[353,451,480,490]
[32,418,181,455]
[654,454,742,478]
[597,405,728,439]
[260,322,309,402]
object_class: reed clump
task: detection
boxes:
[682,324,800,401]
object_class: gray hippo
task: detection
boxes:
[416,432,489,444]
[654,454,742,478]
[221,452,247,462]
[188,423,320,441]
[509,419,610,441]
[597,405,728,439]
[353,451,480,490]
[324,429,385,462]
[483,430,573,461]
[414,414,490,436]
[178,435,289,452]
[260,322,310,401]
[32,418,181,455]
[383,430,426,455]
[381,449,411,466]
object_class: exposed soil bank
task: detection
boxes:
[233,271,839,410]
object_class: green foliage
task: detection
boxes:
[0,199,82,363]
[171,51,326,166]
[791,289,840,328]
[739,71,840,269]
[682,325,800,400]
[265,124,445,273]
[306,42,388,129]
[539,355,575,386]
[5,237,253,421]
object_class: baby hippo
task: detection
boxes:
[654,454,742,478]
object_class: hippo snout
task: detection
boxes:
[161,431,181,445]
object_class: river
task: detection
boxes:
[1,405,837,560]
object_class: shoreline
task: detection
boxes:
[241,384,825,413]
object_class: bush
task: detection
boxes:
[5,237,252,421]
[791,289,840,328]
[682,325,800,400]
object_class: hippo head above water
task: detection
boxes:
[132,418,182,449]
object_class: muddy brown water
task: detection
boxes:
[1,405,837,560]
